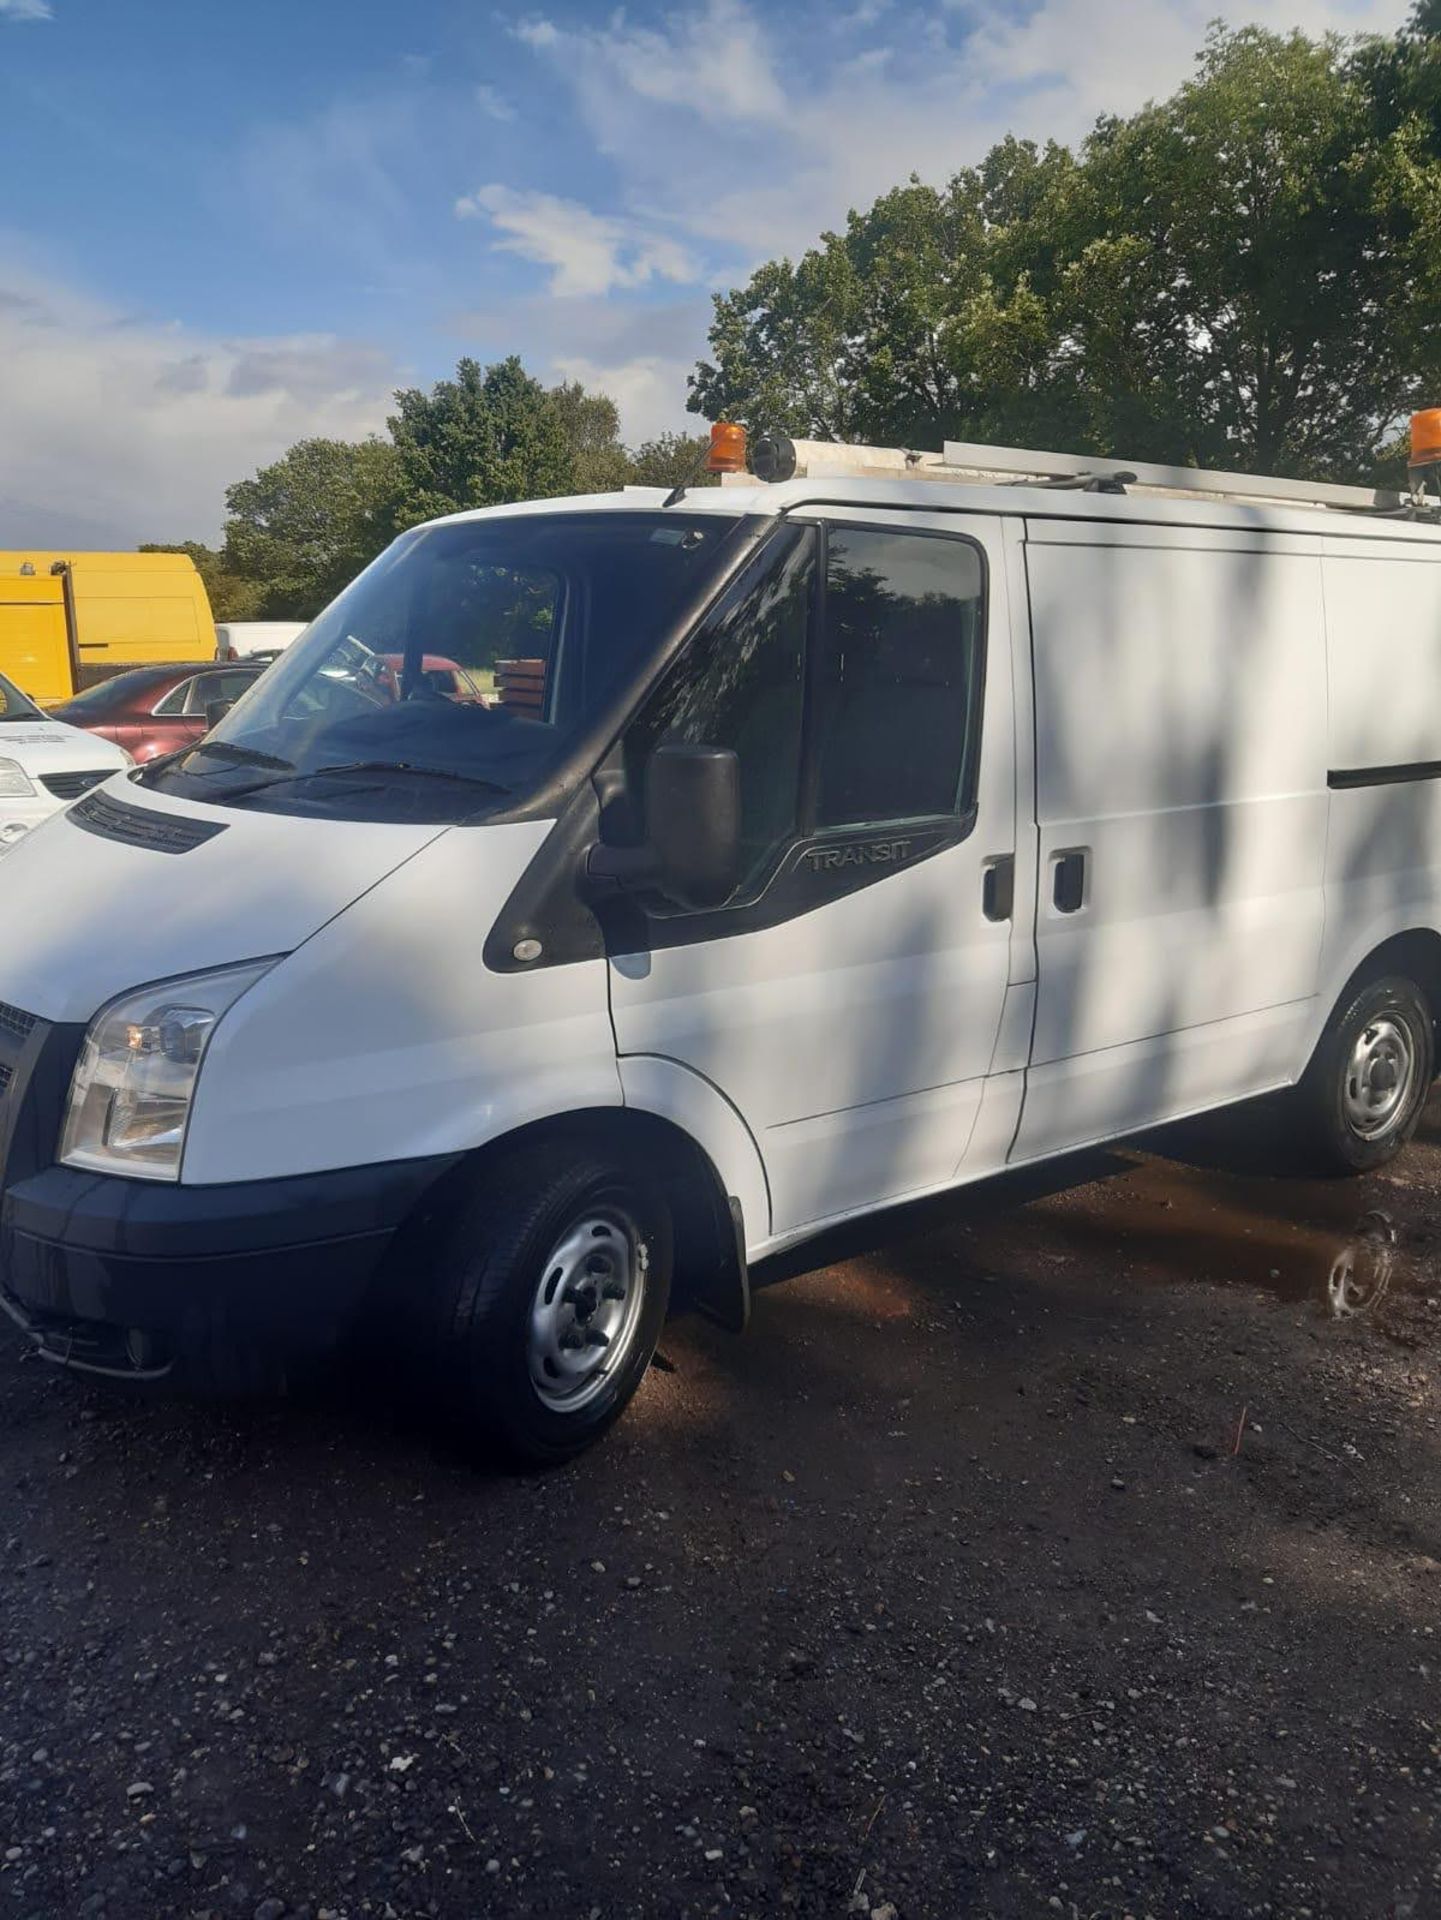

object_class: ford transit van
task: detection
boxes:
[3,425,1441,1461]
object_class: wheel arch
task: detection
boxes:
[398,1101,755,1333]
[1311,925,1441,1066]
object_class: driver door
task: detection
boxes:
[606,510,1018,1239]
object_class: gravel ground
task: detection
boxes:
[4,1099,1441,1920]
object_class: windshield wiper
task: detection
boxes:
[304,760,512,794]
[196,759,514,802]
[183,739,297,772]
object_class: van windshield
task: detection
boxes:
[145,510,747,822]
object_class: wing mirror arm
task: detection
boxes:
[585,742,741,913]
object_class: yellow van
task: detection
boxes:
[0,551,216,704]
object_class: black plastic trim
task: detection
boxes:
[0,1001,35,1046]
[0,1154,463,1376]
[38,769,111,801]
[1328,761,1441,790]
[68,789,227,853]
[603,813,976,956]
[3,1153,462,1260]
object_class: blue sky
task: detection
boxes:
[0,0,1409,546]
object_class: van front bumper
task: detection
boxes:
[0,1156,460,1384]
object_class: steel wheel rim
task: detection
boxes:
[527,1208,648,1413]
[1343,1014,1417,1141]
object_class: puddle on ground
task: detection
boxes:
[960,1100,1441,1340]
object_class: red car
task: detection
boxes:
[48,661,268,764]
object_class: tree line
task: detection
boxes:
[146,362,711,621]
[689,12,1441,483]
[151,9,1441,621]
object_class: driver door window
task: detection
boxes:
[625,525,813,899]
[623,519,985,914]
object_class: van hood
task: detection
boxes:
[0,718,129,776]
[0,780,450,1023]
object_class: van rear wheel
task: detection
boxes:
[425,1147,673,1466]
[1295,974,1434,1174]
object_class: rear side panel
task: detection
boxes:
[1319,534,1441,1012]
[1014,520,1328,1159]
[0,576,71,704]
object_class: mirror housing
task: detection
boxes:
[588,742,741,912]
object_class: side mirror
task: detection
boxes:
[588,742,741,912]
[648,742,741,910]
[204,699,234,731]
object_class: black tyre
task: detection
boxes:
[1293,973,1434,1174]
[425,1146,672,1466]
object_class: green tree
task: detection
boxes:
[137,540,262,623]
[549,380,633,492]
[690,23,1441,482]
[1058,26,1436,474]
[689,147,1081,450]
[221,438,399,619]
[387,355,572,528]
[626,431,716,489]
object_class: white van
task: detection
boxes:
[215,621,308,663]
[2,427,1440,1462]
[0,669,131,858]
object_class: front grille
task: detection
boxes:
[67,790,227,855]
[0,1062,11,1097]
[0,1001,35,1046]
[39,769,111,802]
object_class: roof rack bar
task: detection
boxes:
[736,433,1411,516]
[941,440,1405,513]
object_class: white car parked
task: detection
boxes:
[0,672,132,858]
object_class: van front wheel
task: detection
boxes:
[1295,974,1434,1174]
[426,1148,673,1465]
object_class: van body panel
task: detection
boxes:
[607,509,1019,1235]
[6,483,1441,1401]
[1315,536,1441,1030]
[1012,525,1328,1157]
[183,821,621,1183]
[0,576,71,703]
[617,1054,773,1253]
[0,552,214,701]
[0,783,447,1024]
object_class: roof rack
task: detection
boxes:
[735,433,1421,520]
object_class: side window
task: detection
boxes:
[814,526,984,828]
[151,679,193,718]
[217,669,260,705]
[625,526,813,898]
[180,671,234,717]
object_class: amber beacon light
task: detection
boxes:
[706,421,748,474]
[1411,409,1441,470]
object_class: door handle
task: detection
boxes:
[1052,850,1087,913]
[982,855,1014,922]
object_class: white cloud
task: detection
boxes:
[454,290,710,439]
[0,265,399,547]
[513,0,1414,268]
[0,0,53,19]
[455,184,702,297]
[551,353,694,442]
[474,82,517,122]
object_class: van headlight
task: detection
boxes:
[0,758,35,797]
[60,960,278,1181]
